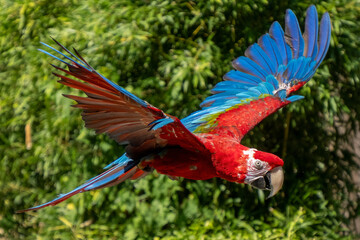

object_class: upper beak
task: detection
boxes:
[249,166,284,198]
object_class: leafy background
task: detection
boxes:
[1,0,360,239]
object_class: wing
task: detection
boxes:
[40,39,207,159]
[182,5,331,139]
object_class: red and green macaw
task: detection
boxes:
[18,5,331,212]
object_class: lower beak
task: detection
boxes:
[250,166,284,198]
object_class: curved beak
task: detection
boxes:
[266,166,284,198]
[249,166,284,198]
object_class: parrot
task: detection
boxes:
[17,5,331,213]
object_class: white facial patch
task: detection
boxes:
[243,148,270,184]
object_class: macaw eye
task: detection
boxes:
[254,160,263,170]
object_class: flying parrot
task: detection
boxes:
[17,5,331,213]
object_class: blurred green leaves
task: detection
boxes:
[1,0,359,239]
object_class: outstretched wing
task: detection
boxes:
[41,39,207,159]
[182,5,331,139]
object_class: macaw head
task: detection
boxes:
[243,149,284,198]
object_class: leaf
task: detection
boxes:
[58,216,73,229]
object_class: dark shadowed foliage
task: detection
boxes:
[1,0,359,239]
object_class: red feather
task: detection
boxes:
[209,96,290,139]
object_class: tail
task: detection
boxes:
[16,155,147,213]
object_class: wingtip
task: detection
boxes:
[305,5,318,23]
[269,21,281,31]
[285,8,296,21]
[322,11,331,23]
[285,8,294,15]
[16,207,38,214]
[285,8,298,24]
[307,4,316,12]
[50,36,63,47]
[15,201,55,213]
[15,209,28,214]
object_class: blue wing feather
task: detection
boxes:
[148,118,175,130]
[104,154,129,169]
[38,49,70,66]
[264,82,275,94]
[303,5,319,59]
[245,43,276,74]
[241,90,261,98]
[232,56,268,80]
[302,61,318,81]
[182,5,331,133]
[277,89,287,100]
[223,70,261,85]
[283,59,296,81]
[293,57,309,79]
[287,95,305,102]
[285,9,305,59]
[315,12,331,68]
[269,21,289,65]
[41,42,90,69]
[211,81,251,94]
[266,75,279,89]
[255,83,270,95]
[258,34,281,69]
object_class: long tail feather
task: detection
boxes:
[16,160,138,213]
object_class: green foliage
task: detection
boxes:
[1,0,359,239]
